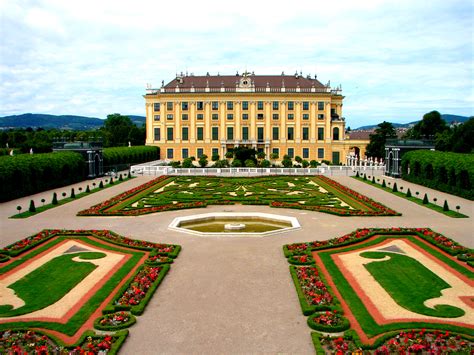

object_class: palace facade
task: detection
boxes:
[144,72,367,164]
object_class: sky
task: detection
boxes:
[0,0,472,129]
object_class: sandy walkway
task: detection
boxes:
[0,175,472,354]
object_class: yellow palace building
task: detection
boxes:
[144,71,367,164]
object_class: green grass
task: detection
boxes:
[318,235,473,337]
[0,236,145,335]
[361,251,464,318]
[0,252,106,317]
[353,176,468,218]
[10,176,134,219]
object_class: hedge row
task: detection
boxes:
[103,146,159,166]
[401,150,474,200]
[0,152,85,202]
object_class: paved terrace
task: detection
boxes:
[0,175,472,354]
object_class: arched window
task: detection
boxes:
[333,127,340,141]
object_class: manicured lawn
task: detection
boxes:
[78,175,400,216]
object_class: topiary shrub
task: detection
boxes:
[29,200,36,212]
[71,188,76,198]
[422,193,429,204]
[363,174,367,181]
[109,177,114,185]
[86,185,90,193]
[119,174,123,181]
[355,171,359,177]
[443,200,449,211]
[52,192,58,205]
[99,181,104,188]
[382,180,386,188]
[406,188,412,197]
[392,182,398,192]
[372,176,376,184]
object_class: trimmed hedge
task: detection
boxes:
[0,152,85,202]
[401,150,474,200]
[103,145,159,166]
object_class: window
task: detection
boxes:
[182,102,188,111]
[257,127,264,141]
[273,113,279,120]
[302,127,309,140]
[257,113,264,120]
[166,102,173,110]
[318,148,324,159]
[167,127,173,141]
[154,115,160,121]
[227,113,233,120]
[227,101,233,110]
[197,127,204,141]
[212,126,219,140]
[302,114,309,120]
[167,148,173,159]
[154,103,160,112]
[167,114,173,120]
[318,114,324,120]
[227,126,234,140]
[242,101,249,110]
[242,126,249,140]
[212,101,219,110]
[318,101,324,110]
[303,101,309,110]
[333,127,340,141]
[212,148,219,157]
[154,127,161,141]
[242,113,249,120]
[257,101,264,110]
[287,101,294,110]
[197,148,204,158]
[272,148,279,157]
[197,101,204,110]
[318,127,324,140]
[182,127,189,140]
[287,113,294,120]
[303,148,309,159]
[181,113,188,120]
[212,113,218,120]
[182,148,189,159]
[272,126,279,140]
[288,148,294,158]
[287,127,294,140]
[272,101,279,110]
[197,114,203,120]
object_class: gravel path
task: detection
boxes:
[0,175,472,354]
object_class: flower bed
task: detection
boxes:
[77,175,401,217]
[314,329,474,354]
[94,311,136,330]
[308,309,350,332]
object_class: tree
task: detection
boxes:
[198,154,208,167]
[52,192,58,205]
[309,160,319,168]
[282,155,292,168]
[211,154,219,162]
[405,111,447,139]
[231,159,242,167]
[435,117,474,153]
[244,159,256,167]
[182,158,193,168]
[213,159,229,168]
[29,200,36,212]
[366,121,397,159]
[260,159,271,168]
[103,114,136,147]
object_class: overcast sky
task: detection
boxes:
[1,0,472,128]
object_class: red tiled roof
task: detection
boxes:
[347,131,372,140]
[164,73,326,89]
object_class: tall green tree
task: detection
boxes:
[103,114,135,147]
[365,121,397,158]
[405,111,447,139]
[435,117,474,153]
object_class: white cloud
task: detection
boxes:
[0,0,472,127]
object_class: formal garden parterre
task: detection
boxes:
[283,228,473,353]
[78,175,400,217]
[0,229,180,354]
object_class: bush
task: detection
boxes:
[406,188,411,197]
[443,200,449,211]
[356,171,359,177]
[71,188,76,198]
[52,192,58,205]
[382,180,386,187]
[422,193,429,204]
[392,182,398,192]
[372,176,375,183]
[231,159,242,167]
[29,200,36,212]
[401,150,474,200]
[244,159,256,167]
[102,146,159,168]
[86,185,90,193]
[0,152,86,202]
[99,181,104,188]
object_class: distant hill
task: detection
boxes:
[355,114,471,130]
[0,113,146,130]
